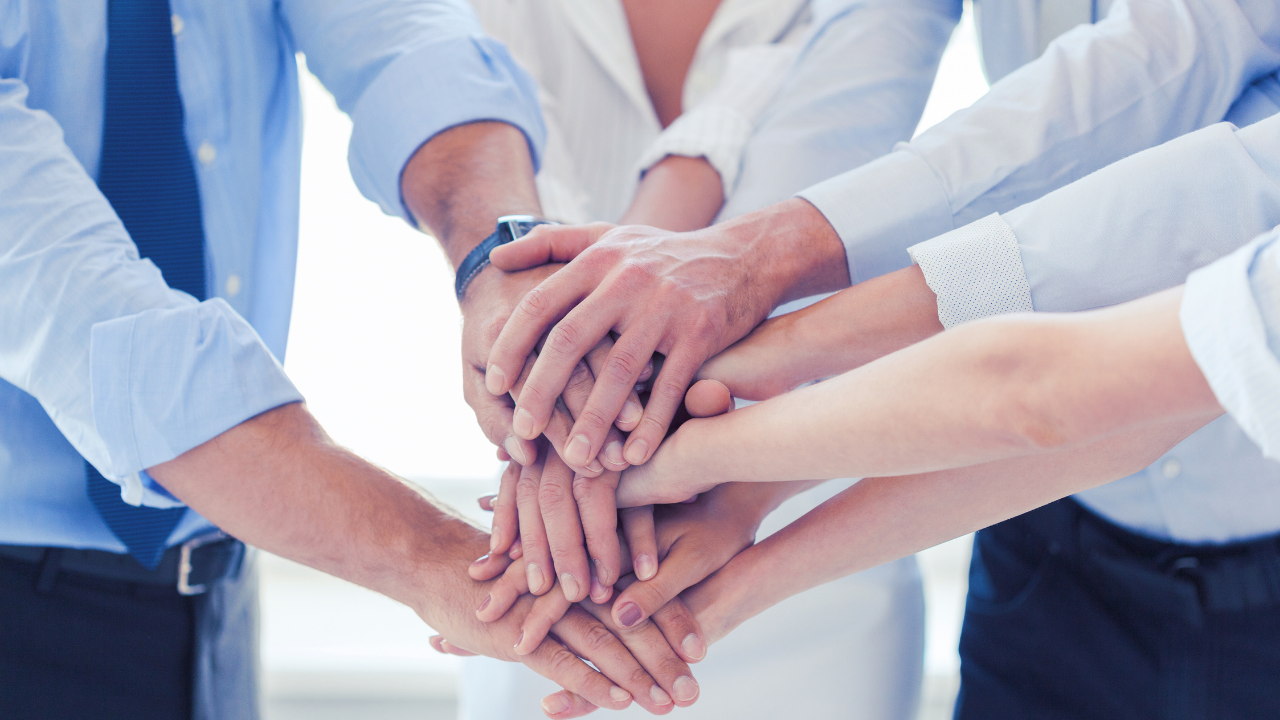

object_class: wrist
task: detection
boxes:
[719,198,850,312]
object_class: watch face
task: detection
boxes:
[498,215,553,242]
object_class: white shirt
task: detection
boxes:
[908,113,1280,543]
[469,0,811,223]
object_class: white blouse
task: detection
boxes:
[470,0,811,223]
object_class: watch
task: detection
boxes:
[454,215,557,301]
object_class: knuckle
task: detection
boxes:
[603,348,642,385]
[575,407,612,433]
[545,321,583,357]
[515,473,541,500]
[518,285,551,321]
[537,477,573,508]
[651,376,687,406]
[571,476,597,505]
[580,623,618,655]
[548,646,584,678]
[564,363,594,397]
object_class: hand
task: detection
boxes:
[483,199,848,470]
[426,563,696,717]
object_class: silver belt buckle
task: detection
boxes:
[178,530,228,596]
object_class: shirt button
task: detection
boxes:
[171,14,184,36]
[197,141,216,165]
[225,274,241,298]
[1161,457,1182,479]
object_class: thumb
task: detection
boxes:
[611,542,717,633]
[684,379,733,418]
[490,222,615,271]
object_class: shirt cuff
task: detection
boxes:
[908,213,1035,328]
[1182,230,1280,462]
[347,35,546,224]
[633,105,754,197]
[797,149,954,284]
[89,299,304,507]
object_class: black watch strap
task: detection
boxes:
[454,215,555,301]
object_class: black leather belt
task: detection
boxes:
[0,530,245,596]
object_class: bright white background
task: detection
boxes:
[262,5,990,719]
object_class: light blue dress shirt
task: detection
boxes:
[908,114,1280,543]
[791,0,1280,543]
[0,0,544,552]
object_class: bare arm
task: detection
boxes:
[684,413,1218,644]
[619,286,1225,505]
[620,155,724,232]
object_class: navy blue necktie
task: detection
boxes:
[88,0,207,570]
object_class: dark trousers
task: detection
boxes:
[0,553,195,719]
[955,498,1280,720]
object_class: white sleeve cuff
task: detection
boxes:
[797,148,955,283]
[633,105,754,196]
[1182,229,1280,461]
[908,213,1034,328]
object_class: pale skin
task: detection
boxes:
[146,122,716,720]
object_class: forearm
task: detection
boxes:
[648,288,1222,496]
[690,414,1218,642]
[620,156,724,232]
[149,403,484,626]
[401,120,542,269]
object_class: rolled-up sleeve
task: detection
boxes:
[283,0,546,223]
[0,79,302,508]
[1182,230,1280,461]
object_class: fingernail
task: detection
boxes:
[526,562,545,593]
[635,553,657,581]
[515,628,525,650]
[682,633,706,661]
[471,553,490,568]
[649,685,672,706]
[586,457,603,474]
[617,602,642,627]
[603,441,625,467]
[485,364,507,395]
[624,439,650,465]
[542,692,571,715]
[489,528,501,553]
[566,434,591,467]
[609,686,631,704]
[477,594,491,613]
[619,400,642,426]
[593,557,610,586]
[590,573,611,603]
[503,436,527,465]
[560,573,580,601]
[513,407,536,439]
[673,676,699,702]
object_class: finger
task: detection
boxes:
[489,222,614,271]
[522,626,633,713]
[684,379,734,418]
[477,558,530,623]
[511,302,622,448]
[571,471,622,601]
[509,536,524,560]
[636,357,655,385]
[568,329,663,465]
[514,584,575,655]
[478,495,495,511]
[576,597,698,709]
[623,346,702,466]
[439,638,479,657]
[511,354,603,477]
[620,506,658,582]
[612,540,720,633]
[464,363,538,466]
[549,606,670,714]
[581,339,645,447]
[486,264,590,399]
[649,596,707,664]
[515,455,555,595]
[539,691,600,719]
[488,462,521,556]
[468,547,514,582]
[537,452,591,602]
[544,355,611,473]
